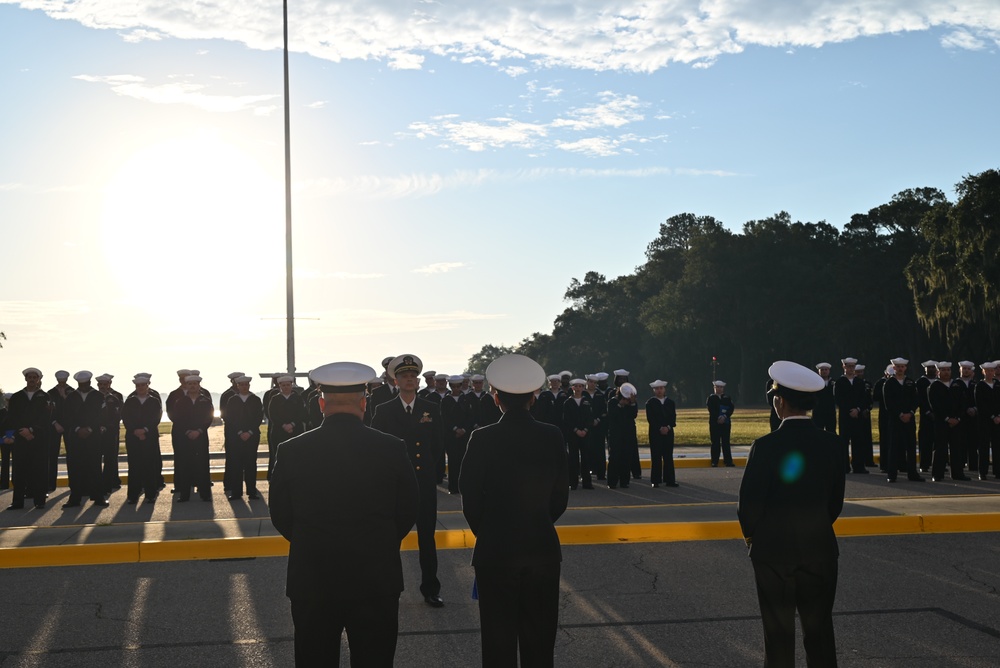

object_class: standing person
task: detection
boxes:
[927,362,969,482]
[586,374,608,481]
[3,368,50,510]
[834,357,868,474]
[645,379,678,488]
[224,375,264,500]
[738,361,845,668]
[95,373,123,492]
[63,371,108,509]
[706,380,735,467]
[265,376,307,480]
[270,362,419,668]
[460,354,569,668]
[46,370,74,492]
[856,365,877,468]
[606,382,638,489]
[561,378,594,490]
[371,354,446,608]
[169,374,214,502]
[871,365,892,472]
[440,375,473,495]
[916,361,938,473]
[812,363,836,433]
[974,362,999,480]
[956,361,979,471]
[120,375,163,505]
[881,358,925,483]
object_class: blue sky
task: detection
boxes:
[1,1,998,393]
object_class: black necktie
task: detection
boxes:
[406,405,412,414]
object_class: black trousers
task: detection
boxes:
[649,433,675,485]
[931,422,964,480]
[976,419,998,477]
[751,559,838,668]
[66,434,105,503]
[224,436,260,496]
[446,435,467,493]
[710,421,733,465]
[0,440,11,488]
[290,595,399,668]
[475,561,561,668]
[11,439,47,507]
[606,432,633,487]
[589,429,607,478]
[415,473,440,597]
[173,435,211,501]
[125,438,160,501]
[885,419,918,481]
[101,429,122,490]
[917,411,934,471]
[566,432,591,487]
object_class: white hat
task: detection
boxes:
[713,380,726,387]
[132,375,150,385]
[486,354,546,394]
[277,375,294,383]
[310,362,377,393]
[585,374,596,381]
[890,357,908,365]
[184,375,202,383]
[448,375,464,384]
[190,369,201,376]
[55,370,70,380]
[235,375,252,383]
[387,354,422,379]
[570,378,586,387]
[176,369,192,376]
[921,360,937,368]
[95,373,113,383]
[423,370,436,378]
[462,373,472,379]
[841,357,858,365]
[613,369,630,377]
[815,362,831,370]
[595,372,609,381]
[227,371,244,380]
[22,367,42,377]
[936,361,952,369]
[856,364,867,371]
[470,374,485,382]
[136,372,152,379]
[619,382,637,399]
[74,370,93,382]
[649,380,667,388]
[768,360,825,392]
[381,356,394,368]
[546,374,561,381]
[434,372,448,381]
[559,370,573,377]
[981,362,997,370]
[959,360,975,368]
[883,365,893,375]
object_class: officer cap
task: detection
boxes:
[387,354,422,379]
[486,354,545,394]
[310,362,377,393]
[768,361,825,393]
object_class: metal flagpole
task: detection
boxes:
[283,0,296,377]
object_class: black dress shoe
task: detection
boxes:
[126,498,138,505]
[665,482,680,487]
[227,494,242,500]
[710,463,718,467]
[92,499,110,507]
[448,490,460,495]
[886,478,897,483]
[607,484,617,489]
[145,495,157,504]
[62,501,81,509]
[569,485,577,490]
[724,463,735,467]
[34,503,46,509]
[248,492,261,500]
[423,595,445,608]
[651,483,659,488]
[6,504,25,511]
[908,475,926,482]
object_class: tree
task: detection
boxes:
[465,344,515,375]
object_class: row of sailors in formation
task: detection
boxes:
[803,357,1000,483]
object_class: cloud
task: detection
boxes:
[413,262,468,275]
[298,165,736,199]
[305,100,328,109]
[940,29,989,50]
[119,28,164,43]
[551,93,645,130]
[74,74,278,113]
[408,116,548,151]
[8,1,999,73]
[0,183,24,191]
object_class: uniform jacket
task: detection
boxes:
[737,418,845,565]
[833,376,865,414]
[371,397,443,480]
[561,395,593,436]
[645,396,677,442]
[459,409,568,567]
[928,379,962,424]
[706,393,735,422]
[266,392,307,441]
[224,394,264,443]
[270,413,419,600]
[974,380,1000,425]
[121,395,163,447]
[882,376,917,419]
[169,394,214,440]
[4,389,50,447]
[64,389,105,434]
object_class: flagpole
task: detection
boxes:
[283,0,296,377]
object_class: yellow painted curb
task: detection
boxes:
[139,535,290,562]
[0,542,138,569]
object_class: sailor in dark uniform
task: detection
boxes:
[916,360,938,472]
[169,374,214,502]
[460,354,568,668]
[586,374,608,480]
[63,371,109,508]
[956,361,979,471]
[3,367,50,510]
[418,369,437,399]
[265,375,307,480]
[371,354,446,608]
[606,382,638,488]
[928,362,969,481]
[881,358,925,483]
[974,362,999,480]
[706,380,735,467]
[645,379,678,488]
[812,363,836,433]
[121,374,163,504]
[440,375,473,494]
[224,375,264,500]
[561,378,593,490]
[834,357,867,474]
[270,361,419,667]
[95,373,123,492]
[738,361,845,668]
[46,369,74,492]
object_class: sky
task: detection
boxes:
[1,0,998,395]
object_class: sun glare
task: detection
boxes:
[102,133,283,314]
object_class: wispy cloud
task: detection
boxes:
[298,165,736,199]
[74,74,278,113]
[13,1,1000,73]
[940,29,989,50]
[305,100,328,109]
[413,262,468,275]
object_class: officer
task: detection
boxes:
[3,367,50,510]
[270,361,419,667]
[645,379,678,488]
[706,380,735,467]
[371,354,446,608]
[738,361,845,668]
[459,354,569,668]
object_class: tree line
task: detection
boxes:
[467,168,1000,408]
